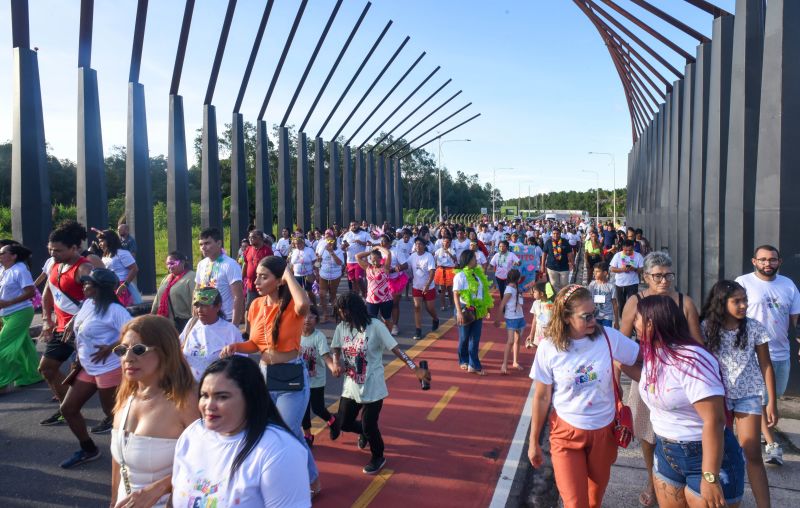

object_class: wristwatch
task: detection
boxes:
[702,471,717,484]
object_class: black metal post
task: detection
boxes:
[277,127,293,231]
[296,132,310,232]
[255,121,273,236]
[313,137,327,229]
[230,113,250,255]
[329,142,342,227]
[342,145,354,225]
[355,149,365,221]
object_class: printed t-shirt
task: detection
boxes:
[102,249,136,282]
[388,248,407,279]
[735,272,800,361]
[609,251,644,287]
[453,238,471,259]
[243,245,272,291]
[195,255,243,321]
[543,239,572,271]
[172,420,310,508]
[332,320,398,403]
[289,247,316,277]
[274,238,291,257]
[530,327,639,430]
[475,250,487,266]
[318,246,345,280]
[73,300,131,375]
[301,329,330,389]
[248,297,303,353]
[366,266,392,304]
[0,262,34,316]
[701,318,770,399]
[638,345,724,441]
[343,231,369,263]
[452,270,485,306]
[489,251,519,279]
[435,248,457,268]
[407,252,436,291]
[180,318,243,381]
[503,285,524,320]
[529,300,553,346]
[588,281,616,320]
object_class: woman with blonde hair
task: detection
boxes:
[110,315,198,508]
[528,284,640,508]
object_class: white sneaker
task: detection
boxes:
[390,325,399,336]
[765,442,784,466]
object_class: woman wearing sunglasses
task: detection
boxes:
[528,285,641,508]
[110,315,198,508]
[59,268,131,468]
[618,251,703,507]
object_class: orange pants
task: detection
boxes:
[549,411,618,508]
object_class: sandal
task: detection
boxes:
[499,367,508,375]
[638,487,655,507]
[468,367,487,376]
[512,363,524,371]
[459,364,468,370]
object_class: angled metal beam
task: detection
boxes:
[232,0,274,113]
[332,36,411,140]
[78,0,94,68]
[316,20,393,139]
[169,0,195,96]
[684,0,730,17]
[397,113,481,158]
[600,0,694,61]
[204,0,237,105]
[613,36,667,99]
[379,89,462,155]
[597,16,673,91]
[388,103,473,158]
[372,78,451,150]
[258,0,308,119]
[358,65,440,150]
[299,2,371,133]
[281,0,342,125]
[129,0,148,83]
[629,0,710,42]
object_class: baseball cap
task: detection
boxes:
[79,268,119,288]
[193,287,221,306]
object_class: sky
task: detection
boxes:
[0,0,736,202]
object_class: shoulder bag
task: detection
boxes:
[602,327,634,448]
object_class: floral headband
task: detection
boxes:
[562,284,583,302]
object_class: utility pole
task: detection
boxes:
[588,151,616,225]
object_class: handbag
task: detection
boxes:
[602,327,634,448]
[459,305,476,325]
[265,362,305,392]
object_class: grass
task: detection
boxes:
[153,226,232,282]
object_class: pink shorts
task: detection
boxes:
[76,368,122,389]
[346,263,365,281]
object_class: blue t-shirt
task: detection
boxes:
[544,239,571,271]
[602,230,615,249]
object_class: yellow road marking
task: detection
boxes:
[426,386,459,422]
[351,468,394,508]
[311,318,455,436]
[478,341,494,360]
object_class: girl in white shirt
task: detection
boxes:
[97,229,142,305]
[290,236,318,304]
[528,285,640,508]
[172,356,311,507]
[636,295,744,508]
[316,230,344,323]
[498,269,525,374]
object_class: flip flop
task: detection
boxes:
[468,367,487,376]
[499,368,508,375]
[639,488,655,507]
[459,364,468,370]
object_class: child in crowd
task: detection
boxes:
[700,281,777,508]
[300,306,337,448]
[588,263,618,328]
[525,281,554,352]
[499,269,526,374]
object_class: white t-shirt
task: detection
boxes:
[103,249,136,283]
[478,231,494,250]
[530,327,639,430]
[503,285,525,320]
[453,238,471,260]
[172,420,310,508]
[332,321,398,403]
[301,329,330,389]
[0,262,34,316]
[434,247,457,268]
[489,251,520,280]
[274,237,291,257]
[475,250,487,266]
[195,255,243,321]
[735,272,800,361]
[609,251,644,287]
[289,247,316,277]
[638,345,724,441]
[73,300,131,375]
[318,246,345,280]
[343,231,370,263]
[395,238,414,259]
[452,271,485,306]
[407,251,436,291]
[180,318,243,381]
[388,248,407,280]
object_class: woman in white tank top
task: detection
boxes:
[110,315,198,507]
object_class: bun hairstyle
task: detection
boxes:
[545,284,598,351]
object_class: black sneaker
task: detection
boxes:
[431,319,440,332]
[413,328,423,341]
[40,410,65,426]
[304,434,315,448]
[358,434,369,450]
[90,415,113,434]
[363,457,386,475]
[59,448,101,469]
[329,418,341,441]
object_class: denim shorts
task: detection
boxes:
[505,317,526,330]
[654,427,744,505]
[762,358,790,406]
[726,395,762,415]
[596,318,613,327]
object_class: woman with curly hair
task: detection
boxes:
[701,281,777,508]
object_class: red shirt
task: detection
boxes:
[243,244,273,291]
[47,257,92,332]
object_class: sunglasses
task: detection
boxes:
[112,344,157,357]
[574,312,597,323]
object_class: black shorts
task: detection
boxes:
[366,300,393,320]
[44,333,75,362]
[295,275,314,292]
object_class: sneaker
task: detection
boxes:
[59,448,101,469]
[363,457,386,475]
[329,418,341,441]
[40,410,65,426]
[358,434,369,450]
[760,434,767,445]
[765,442,784,466]
[304,434,315,448]
[431,319,440,332]
[90,415,113,434]
[390,325,400,336]
[413,328,423,341]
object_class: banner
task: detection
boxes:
[510,244,542,285]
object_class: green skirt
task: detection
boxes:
[0,306,42,388]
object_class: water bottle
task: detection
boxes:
[418,360,430,391]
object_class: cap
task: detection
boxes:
[324,229,335,237]
[79,268,120,288]
[193,287,220,306]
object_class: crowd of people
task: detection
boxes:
[0,213,797,507]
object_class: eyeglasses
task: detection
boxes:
[574,312,596,323]
[647,272,675,283]
[112,344,157,357]
[755,258,780,264]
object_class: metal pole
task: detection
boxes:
[589,151,616,224]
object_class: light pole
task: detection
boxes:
[492,167,514,223]
[588,151,616,225]
[438,137,471,223]
[582,169,600,225]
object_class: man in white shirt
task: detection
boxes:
[195,228,244,325]
[342,222,370,296]
[452,229,471,260]
[608,239,643,312]
[736,244,800,466]
[273,228,292,258]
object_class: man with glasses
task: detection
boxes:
[609,239,644,311]
[736,245,800,466]
[241,230,272,310]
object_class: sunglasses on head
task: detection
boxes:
[112,344,157,357]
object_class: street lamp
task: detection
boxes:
[588,151,616,225]
[492,167,514,223]
[438,137,471,223]
[582,169,600,225]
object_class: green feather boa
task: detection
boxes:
[454,266,494,319]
